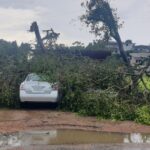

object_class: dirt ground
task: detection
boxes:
[0,109,150,134]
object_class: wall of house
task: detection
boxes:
[123,43,134,51]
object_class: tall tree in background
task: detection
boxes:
[81,0,129,65]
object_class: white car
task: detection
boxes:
[20,73,58,103]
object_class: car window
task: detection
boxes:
[26,74,42,81]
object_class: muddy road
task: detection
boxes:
[0,109,150,134]
[0,109,150,150]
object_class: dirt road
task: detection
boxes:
[0,109,150,134]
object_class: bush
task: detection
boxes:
[111,102,136,121]
[0,41,31,107]
[78,90,136,121]
[135,105,150,125]
[59,72,90,112]
[79,90,117,118]
[0,73,26,108]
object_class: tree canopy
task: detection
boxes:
[81,0,128,64]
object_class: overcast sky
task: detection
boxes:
[0,0,150,46]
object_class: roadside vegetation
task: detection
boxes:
[0,39,150,125]
[0,0,150,125]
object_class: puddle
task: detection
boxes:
[0,130,150,149]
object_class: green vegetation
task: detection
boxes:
[136,106,150,125]
[0,40,30,108]
[139,76,150,91]
[0,39,150,125]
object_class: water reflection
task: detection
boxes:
[0,134,21,148]
[0,130,150,149]
[124,133,150,144]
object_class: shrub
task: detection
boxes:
[0,73,25,108]
[78,90,136,121]
[111,102,136,121]
[135,105,150,125]
[59,73,89,112]
[79,90,117,118]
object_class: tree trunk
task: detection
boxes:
[115,32,130,66]
[114,31,139,89]
[30,22,46,53]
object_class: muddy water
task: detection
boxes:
[0,130,150,149]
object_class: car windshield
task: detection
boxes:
[26,74,42,81]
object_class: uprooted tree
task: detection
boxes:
[81,0,150,91]
[30,21,46,53]
[30,22,60,52]
[81,0,129,65]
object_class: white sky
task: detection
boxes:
[0,0,150,46]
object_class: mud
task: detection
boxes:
[0,110,150,134]
[0,110,150,150]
